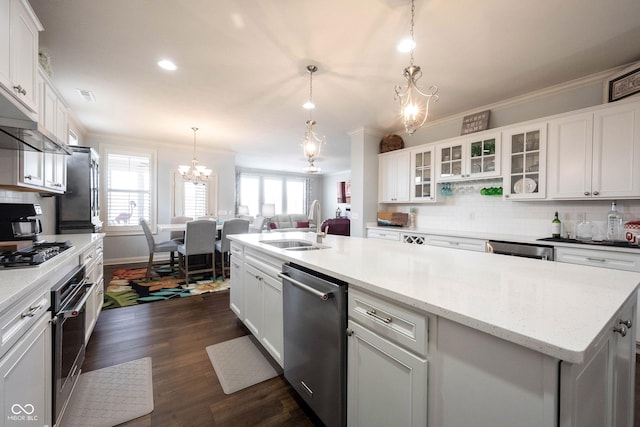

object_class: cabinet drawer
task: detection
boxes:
[230,242,244,260]
[367,229,400,241]
[0,289,50,359]
[555,247,640,272]
[427,235,487,252]
[349,288,427,356]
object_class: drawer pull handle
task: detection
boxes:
[620,319,633,328]
[586,257,606,262]
[614,325,627,337]
[21,303,43,318]
[366,309,392,324]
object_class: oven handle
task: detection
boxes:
[58,282,95,319]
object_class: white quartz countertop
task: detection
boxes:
[230,231,640,364]
[0,234,104,314]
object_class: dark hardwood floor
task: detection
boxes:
[83,264,318,427]
[92,264,640,426]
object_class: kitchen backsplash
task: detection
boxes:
[0,190,57,235]
[398,190,640,239]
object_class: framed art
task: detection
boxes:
[605,62,640,103]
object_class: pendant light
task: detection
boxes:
[178,127,212,184]
[301,65,325,174]
[394,0,438,135]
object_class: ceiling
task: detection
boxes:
[29,0,640,175]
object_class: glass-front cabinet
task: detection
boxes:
[410,146,436,202]
[436,132,501,182]
[502,122,547,199]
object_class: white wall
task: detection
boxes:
[322,171,351,221]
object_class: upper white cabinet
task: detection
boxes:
[547,101,640,200]
[38,67,69,144]
[410,146,436,202]
[0,0,42,114]
[502,122,547,200]
[379,150,410,203]
[436,132,501,182]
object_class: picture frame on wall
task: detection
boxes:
[604,61,640,103]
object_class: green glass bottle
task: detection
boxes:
[552,211,561,238]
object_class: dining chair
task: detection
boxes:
[177,219,218,284]
[249,216,267,233]
[215,218,249,278]
[140,218,180,280]
[169,216,193,243]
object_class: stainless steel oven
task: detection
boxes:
[50,265,89,426]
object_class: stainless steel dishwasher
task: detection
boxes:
[279,262,347,427]
[486,240,555,260]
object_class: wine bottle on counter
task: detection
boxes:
[606,201,623,241]
[552,211,561,238]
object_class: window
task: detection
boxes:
[237,171,308,216]
[101,145,156,233]
[171,172,218,219]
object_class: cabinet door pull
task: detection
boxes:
[584,191,590,196]
[366,309,392,324]
[613,325,627,337]
[592,191,599,196]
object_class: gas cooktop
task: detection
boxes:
[0,240,73,268]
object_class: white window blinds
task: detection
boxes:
[183,181,208,218]
[103,148,155,232]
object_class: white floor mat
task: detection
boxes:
[60,357,154,427]
[206,336,278,394]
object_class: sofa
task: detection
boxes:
[269,214,315,232]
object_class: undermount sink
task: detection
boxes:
[261,239,329,250]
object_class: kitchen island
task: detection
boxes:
[229,231,639,427]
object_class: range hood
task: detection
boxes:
[0,119,71,155]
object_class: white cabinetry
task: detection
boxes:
[502,122,547,199]
[0,0,41,115]
[82,238,104,343]
[410,146,436,202]
[548,101,640,199]
[366,228,400,241]
[436,132,501,182]
[347,288,428,427]
[426,234,487,252]
[241,248,284,367]
[379,150,410,203]
[559,296,636,427]
[0,287,51,426]
[229,242,243,318]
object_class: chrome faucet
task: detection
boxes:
[309,199,327,243]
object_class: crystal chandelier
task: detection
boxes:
[178,127,211,184]
[301,65,325,174]
[394,0,438,135]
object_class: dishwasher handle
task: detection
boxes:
[278,272,332,301]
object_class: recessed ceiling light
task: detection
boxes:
[157,59,177,71]
[397,38,415,53]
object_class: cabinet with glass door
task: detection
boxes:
[503,123,547,199]
[410,146,436,202]
[436,132,500,182]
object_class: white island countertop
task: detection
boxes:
[230,231,640,364]
[0,234,104,314]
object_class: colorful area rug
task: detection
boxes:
[104,265,229,310]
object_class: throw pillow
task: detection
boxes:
[269,222,277,229]
[296,221,310,228]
